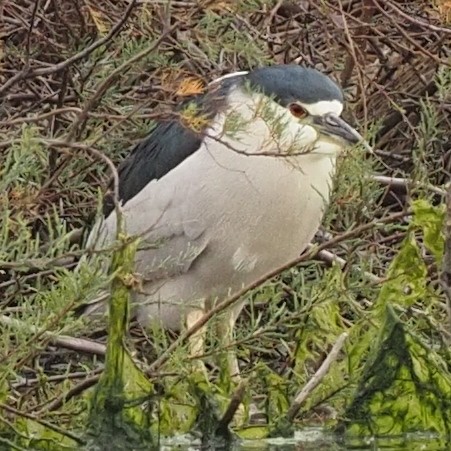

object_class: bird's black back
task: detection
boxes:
[102,81,236,218]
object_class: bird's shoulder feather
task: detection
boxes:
[103,81,238,217]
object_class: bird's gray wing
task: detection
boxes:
[101,76,242,217]
[90,214,208,284]
[102,118,204,218]
[88,149,210,284]
[82,178,209,321]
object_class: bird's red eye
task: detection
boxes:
[289,103,308,118]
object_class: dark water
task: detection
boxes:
[160,428,447,450]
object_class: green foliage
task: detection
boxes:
[14,419,79,451]
[0,125,46,189]
[294,266,346,362]
[411,199,445,263]
[87,231,155,448]
[376,232,427,310]
[255,196,449,442]
[336,200,449,439]
[194,11,270,67]
[342,306,451,439]
[222,109,253,141]
[324,137,383,234]
[1,2,450,449]
[153,380,197,435]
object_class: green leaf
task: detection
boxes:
[411,199,445,263]
[236,425,269,440]
[375,232,427,310]
[15,418,79,450]
[339,305,451,438]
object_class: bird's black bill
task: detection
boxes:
[314,113,362,145]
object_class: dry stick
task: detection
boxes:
[43,139,120,201]
[370,174,447,196]
[0,315,106,356]
[43,375,101,413]
[0,0,137,96]
[285,332,348,422]
[384,0,451,35]
[0,107,82,127]
[309,245,382,284]
[43,369,180,413]
[216,379,248,430]
[0,402,84,444]
[1,296,82,368]
[372,0,448,66]
[25,0,40,66]
[12,369,103,389]
[267,0,285,24]
[66,21,179,141]
[337,0,369,127]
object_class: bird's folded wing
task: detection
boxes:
[87,174,209,283]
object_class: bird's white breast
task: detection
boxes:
[90,87,342,329]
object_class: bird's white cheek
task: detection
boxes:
[298,125,318,145]
[281,123,318,153]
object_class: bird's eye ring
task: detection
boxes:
[289,103,308,119]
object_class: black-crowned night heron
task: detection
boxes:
[85,64,364,378]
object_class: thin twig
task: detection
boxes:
[384,0,451,35]
[25,0,40,66]
[216,379,248,430]
[42,375,100,413]
[42,139,120,204]
[309,245,382,284]
[372,0,449,66]
[285,332,348,422]
[11,369,104,389]
[0,315,106,356]
[0,0,137,96]
[66,22,179,140]
[371,174,447,196]
[0,403,84,444]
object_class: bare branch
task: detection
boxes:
[0,0,137,96]
[285,332,348,422]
